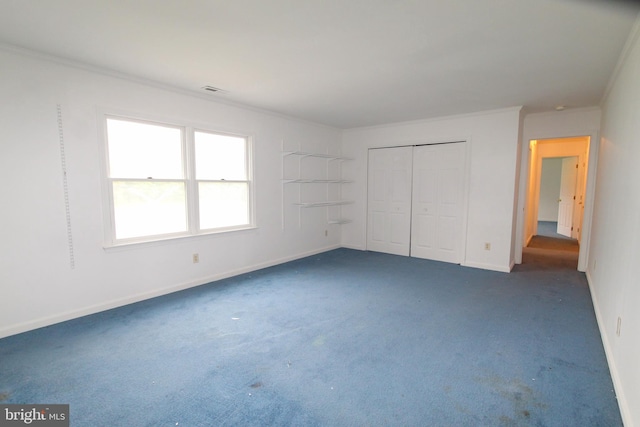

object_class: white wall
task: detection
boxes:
[588,19,640,427]
[0,48,342,338]
[341,108,523,272]
[538,158,563,221]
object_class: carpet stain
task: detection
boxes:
[477,374,547,425]
[499,415,515,426]
[312,335,326,347]
[0,392,9,402]
[551,357,593,373]
[250,382,263,389]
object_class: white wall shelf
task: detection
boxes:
[283,151,353,161]
[283,179,352,184]
[282,144,353,228]
[328,219,352,225]
[294,201,354,207]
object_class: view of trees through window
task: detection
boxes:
[105,117,251,243]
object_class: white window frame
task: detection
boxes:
[100,112,255,248]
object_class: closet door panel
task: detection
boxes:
[366,143,465,263]
[366,147,413,256]
[411,143,465,263]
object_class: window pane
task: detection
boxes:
[199,182,249,230]
[195,131,247,180]
[107,118,183,179]
[113,181,187,239]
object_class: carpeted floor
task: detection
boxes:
[0,247,620,426]
[526,221,580,270]
[536,221,578,242]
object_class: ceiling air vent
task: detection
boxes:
[202,85,226,94]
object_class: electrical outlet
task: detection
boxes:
[484,242,491,251]
[616,317,622,337]
[192,253,199,264]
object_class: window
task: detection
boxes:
[104,116,252,245]
[194,131,250,230]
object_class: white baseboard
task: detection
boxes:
[339,243,366,251]
[525,234,533,246]
[585,270,631,427]
[461,261,511,273]
[0,245,341,339]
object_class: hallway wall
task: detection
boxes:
[588,19,640,427]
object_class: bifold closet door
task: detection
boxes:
[366,146,413,256]
[410,143,465,263]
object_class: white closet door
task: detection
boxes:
[367,146,413,256]
[411,143,465,263]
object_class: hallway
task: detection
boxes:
[522,221,580,270]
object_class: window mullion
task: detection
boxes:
[246,137,254,227]
[185,127,199,235]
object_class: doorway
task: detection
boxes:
[523,136,590,268]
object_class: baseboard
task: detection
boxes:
[0,245,341,339]
[339,243,366,251]
[585,270,631,427]
[461,261,511,273]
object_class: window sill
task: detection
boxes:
[103,225,258,252]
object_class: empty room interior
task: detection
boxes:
[1,1,639,425]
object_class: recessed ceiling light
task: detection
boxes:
[201,85,226,94]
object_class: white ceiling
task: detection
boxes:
[0,0,638,128]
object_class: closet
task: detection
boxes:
[367,142,466,264]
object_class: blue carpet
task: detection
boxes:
[537,221,576,241]
[0,249,620,426]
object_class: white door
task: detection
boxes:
[557,156,578,238]
[367,146,413,256]
[411,143,465,263]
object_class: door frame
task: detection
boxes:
[515,131,598,272]
[532,151,587,241]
